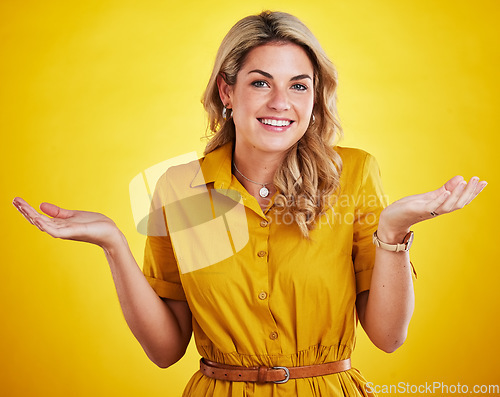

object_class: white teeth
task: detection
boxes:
[260,118,292,127]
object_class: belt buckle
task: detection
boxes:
[271,366,290,384]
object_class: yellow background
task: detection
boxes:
[1,0,499,395]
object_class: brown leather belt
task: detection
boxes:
[200,357,351,384]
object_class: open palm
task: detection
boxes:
[13,197,120,249]
[379,175,487,234]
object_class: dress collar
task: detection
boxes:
[190,142,271,218]
[190,142,233,190]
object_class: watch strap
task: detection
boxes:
[373,230,413,252]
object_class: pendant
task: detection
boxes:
[259,186,269,198]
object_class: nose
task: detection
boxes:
[267,87,290,112]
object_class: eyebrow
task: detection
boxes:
[248,69,312,81]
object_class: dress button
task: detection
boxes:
[269,331,278,340]
[260,220,269,227]
[258,291,267,300]
[257,250,267,258]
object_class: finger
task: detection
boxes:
[13,202,33,224]
[40,202,74,219]
[35,212,63,226]
[443,175,465,192]
[32,217,54,235]
[33,216,75,239]
[436,180,467,213]
[454,176,479,208]
[418,176,462,202]
[418,175,466,203]
[477,181,488,194]
[13,197,40,225]
[32,217,46,232]
[13,197,37,215]
[426,189,451,216]
[16,206,36,225]
[465,180,488,205]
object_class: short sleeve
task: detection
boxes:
[143,235,186,301]
[352,153,388,295]
[142,174,186,301]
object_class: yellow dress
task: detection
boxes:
[143,142,387,396]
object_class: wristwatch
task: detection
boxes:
[372,230,414,252]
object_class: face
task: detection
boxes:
[219,42,315,158]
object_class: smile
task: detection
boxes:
[258,118,293,127]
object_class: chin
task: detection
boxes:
[257,140,296,155]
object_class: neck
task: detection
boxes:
[233,149,283,185]
[232,144,285,206]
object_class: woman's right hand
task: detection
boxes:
[13,197,192,367]
[13,197,122,250]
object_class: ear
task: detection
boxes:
[216,73,233,108]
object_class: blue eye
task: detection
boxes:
[291,83,307,91]
[251,80,269,88]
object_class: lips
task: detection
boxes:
[258,118,294,127]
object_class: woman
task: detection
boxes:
[13,11,486,397]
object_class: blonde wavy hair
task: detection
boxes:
[203,11,343,237]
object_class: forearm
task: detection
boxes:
[358,175,486,352]
[362,227,415,352]
[102,231,190,367]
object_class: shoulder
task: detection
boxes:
[334,146,380,175]
[334,146,374,165]
[162,157,203,181]
[152,155,204,202]
[334,146,383,192]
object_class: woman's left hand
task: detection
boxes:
[377,176,487,241]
